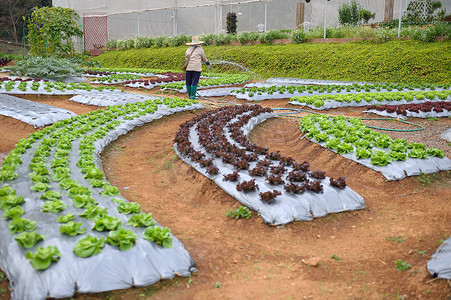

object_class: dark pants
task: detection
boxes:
[186,71,201,87]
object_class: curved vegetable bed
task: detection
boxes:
[174,104,365,226]
[299,114,451,180]
[364,101,451,119]
[0,97,201,299]
[289,90,451,110]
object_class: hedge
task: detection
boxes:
[93,39,451,84]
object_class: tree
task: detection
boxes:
[0,0,50,43]
[26,6,83,56]
[226,12,237,34]
[338,1,361,26]
[360,9,376,24]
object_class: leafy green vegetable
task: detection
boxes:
[79,206,107,219]
[83,168,104,180]
[15,230,45,249]
[426,148,445,158]
[117,202,141,214]
[8,217,37,233]
[72,194,97,208]
[355,147,372,159]
[390,151,407,161]
[370,150,392,166]
[143,226,172,248]
[0,185,15,197]
[41,200,67,213]
[29,172,50,184]
[106,228,137,251]
[127,213,155,227]
[57,213,75,223]
[92,215,121,231]
[336,142,354,154]
[31,182,51,192]
[60,221,87,236]
[2,206,25,220]
[100,184,120,196]
[25,246,61,270]
[40,190,61,201]
[325,138,341,150]
[0,194,25,210]
[73,235,106,258]
[408,148,427,159]
[225,206,252,220]
[68,186,91,197]
[59,178,79,190]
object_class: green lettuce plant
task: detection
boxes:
[15,230,45,249]
[60,221,86,236]
[41,200,67,213]
[8,217,37,234]
[143,226,172,248]
[106,228,137,251]
[127,213,155,227]
[25,246,61,270]
[73,235,106,258]
[92,215,121,231]
[57,213,75,223]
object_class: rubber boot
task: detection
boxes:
[191,85,198,99]
[186,85,192,98]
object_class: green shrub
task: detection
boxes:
[126,39,135,49]
[291,29,307,43]
[214,33,234,45]
[9,56,82,80]
[199,33,215,46]
[135,37,153,48]
[106,39,117,50]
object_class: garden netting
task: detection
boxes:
[0,94,77,128]
[428,237,451,279]
[0,102,203,300]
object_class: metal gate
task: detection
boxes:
[83,12,108,54]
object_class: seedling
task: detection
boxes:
[395,259,411,271]
[419,172,431,186]
[386,236,406,243]
[214,282,222,288]
[331,254,341,261]
[225,206,252,220]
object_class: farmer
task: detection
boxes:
[185,36,209,99]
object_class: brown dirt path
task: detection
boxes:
[0,94,450,299]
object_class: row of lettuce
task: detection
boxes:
[300,114,445,167]
[0,97,197,270]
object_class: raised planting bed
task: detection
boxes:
[0,78,119,95]
[0,97,202,299]
[0,94,77,127]
[289,90,451,110]
[299,114,451,181]
[174,104,365,226]
[231,83,450,101]
[90,73,141,84]
[364,101,451,119]
[428,237,451,279]
[161,73,250,92]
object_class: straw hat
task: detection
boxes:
[186,36,204,46]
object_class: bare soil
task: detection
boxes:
[0,93,450,300]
